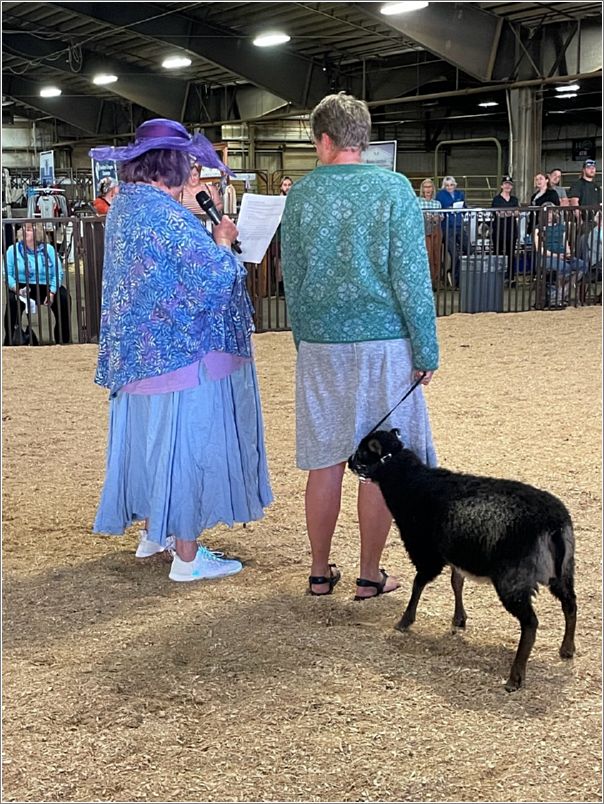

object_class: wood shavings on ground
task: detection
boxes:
[2,307,601,802]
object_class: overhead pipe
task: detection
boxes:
[209,69,603,125]
[46,68,602,145]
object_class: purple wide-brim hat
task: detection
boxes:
[89,118,234,176]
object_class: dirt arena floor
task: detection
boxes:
[2,307,602,803]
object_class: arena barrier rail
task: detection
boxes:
[2,205,601,345]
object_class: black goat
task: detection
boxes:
[348,429,577,691]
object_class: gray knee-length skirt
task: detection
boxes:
[295,339,437,470]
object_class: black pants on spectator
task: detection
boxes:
[3,285,71,345]
[493,235,518,277]
[443,227,464,285]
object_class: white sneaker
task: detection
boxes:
[135,529,174,559]
[168,545,243,582]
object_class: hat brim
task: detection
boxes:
[89,133,234,176]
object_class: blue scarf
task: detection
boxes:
[95,183,254,393]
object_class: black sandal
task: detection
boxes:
[308,564,341,596]
[354,569,393,601]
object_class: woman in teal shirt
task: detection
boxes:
[3,222,71,344]
[281,93,439,600]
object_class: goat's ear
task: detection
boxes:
[367,438,383,456]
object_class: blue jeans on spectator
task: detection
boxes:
[543,255,586,278]
[542,255,586,305]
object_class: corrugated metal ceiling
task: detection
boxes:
[2,1,601,122]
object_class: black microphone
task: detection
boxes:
[195,190,242,254]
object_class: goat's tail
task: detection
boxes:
[551,520,575,582]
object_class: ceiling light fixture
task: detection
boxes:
[555,84,580,92]
[380,1,429,15]
[478,101,499,107]
[252,31,291,47]
[162,56,192,69]
[92,74,118,85]
[556,93,577,99]
[40,86,61,98]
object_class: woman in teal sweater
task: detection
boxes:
[3,222,71,344]
[281,92,439,600]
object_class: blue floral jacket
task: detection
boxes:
[95,183,253,393]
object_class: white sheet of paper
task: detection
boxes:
[18,294,37,315]
[452,200,465,209]
[234,193,287,264]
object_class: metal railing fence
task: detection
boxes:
[2,205,601,345]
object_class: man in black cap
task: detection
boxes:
[569,159,601,215]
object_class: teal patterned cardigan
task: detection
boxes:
[281,163,439,372]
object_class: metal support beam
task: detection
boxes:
[547,23,580,78]
[2,76,103,134]
[356,2,514,82]
[352,61,449,102]
[52,2,331,107]
[508,87,543,204]
[3,33,189,120]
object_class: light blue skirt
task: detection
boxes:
[296,339,437,471]
[93,361,273,545]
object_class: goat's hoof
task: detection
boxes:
[452,616,467,629]
[504,676,523,692]
[559,644,575,659]
[395,618,412,632]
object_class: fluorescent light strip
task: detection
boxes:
[380,2,429,15]
[92,74,118,85]
[162,56,192,69]
[253,32,291,47]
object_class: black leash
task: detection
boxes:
[364,372,426,438]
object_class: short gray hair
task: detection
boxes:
[442,175,457,189]
[310,92,372,151]
[119,149,191,188]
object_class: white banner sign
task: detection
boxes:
[361,141,397,171]
[39,150,55,185]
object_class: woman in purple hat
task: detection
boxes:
[90,119,273,582]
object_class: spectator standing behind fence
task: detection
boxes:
[89,118,273,583]
[490,175,519,274]
[3,222,71,345]
[534,203,586,308]
[280,176,293,196]
[548,168,570,206]
[281,93,438,600]
[418,179,442,290]
[530,173,560,207]
[436,176,466,287]
[271,176,294,296]
[526,172,560,238]
[93,177,119,215]
[569,159,602,224]
[179,162,214,216]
